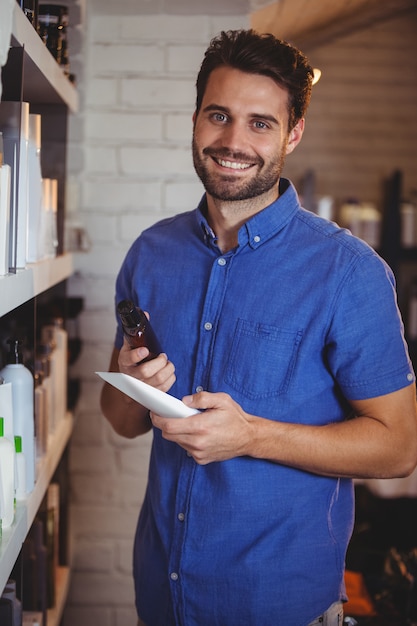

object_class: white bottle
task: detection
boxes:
[14,435,27,500]
[0,340,35,493]
[0,131,12,275]
[34,361,47,459]
[0,101,30,269]
[0,416,15,529]
[0,377,14,443]
[26,114,44,263]
[41,318,68,425]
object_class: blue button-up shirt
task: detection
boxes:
[114,179,414,626]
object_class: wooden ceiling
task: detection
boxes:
[250,0,417,49]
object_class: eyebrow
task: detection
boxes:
[202,103,280,126]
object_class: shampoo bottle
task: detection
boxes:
[0,416,15,529]
[117,299,162,362]
[0,339,35,493]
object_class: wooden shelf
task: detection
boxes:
[0,253,73,317]
[0,412,74,595]
[11,4,78,113]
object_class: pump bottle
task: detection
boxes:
[0,339,35,492]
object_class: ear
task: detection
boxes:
[285,118,305,155]
[192,111,197,124]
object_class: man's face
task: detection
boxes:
[192,66,302,204]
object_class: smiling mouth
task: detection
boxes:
[213,157,253,171]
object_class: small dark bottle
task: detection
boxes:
[117,299,162,363]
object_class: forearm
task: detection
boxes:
[100,382,152,438]
[246,385,417,479]
[248,417,404,479]
[168,384,417,476]
[100,344,176,438]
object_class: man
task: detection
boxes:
[100,29,417,626]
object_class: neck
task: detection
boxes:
[205,186,279,253]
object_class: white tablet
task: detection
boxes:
[96,371,200,419]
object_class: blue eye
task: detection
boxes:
[212,112,227,122]
[254,120,268,130]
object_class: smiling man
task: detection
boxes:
[100,30,417,626]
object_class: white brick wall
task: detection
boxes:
[63,7,417,626]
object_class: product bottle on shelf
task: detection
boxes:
[1,579,22,626]
[14,435,27,501]
[27,113,44,263]
[41,317,68,425]
[0,339,35,493]
[0,131,12,276]
[0,376,14,443]
[38,340,55,434]
[0,101,30,270]
[117,299,162,362]
[42,177,59,258]
[19,0,37,26]
[0,416,15,529]
[33,359,48,459]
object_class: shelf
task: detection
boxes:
[0,412,74,595]
[0,253,73,317]
[10,4,78,113]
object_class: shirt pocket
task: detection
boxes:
[224,318,303,399]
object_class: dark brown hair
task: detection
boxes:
[195,29,314,131]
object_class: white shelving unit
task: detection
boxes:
[0,254,74,317]
[0,412,74,595]
[0,3,78,622]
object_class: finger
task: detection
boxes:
[119,348,149,370]
[182,391,230,410]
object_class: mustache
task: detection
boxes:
[202,146,263,166]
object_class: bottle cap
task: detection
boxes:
[117,299,144,327]
[14,435,22,453]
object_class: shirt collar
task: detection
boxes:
[196,178,300,250]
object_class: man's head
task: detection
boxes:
[195,29,314,133]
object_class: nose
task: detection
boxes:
[220,120,247,153]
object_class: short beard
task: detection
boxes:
[192,137,286,202]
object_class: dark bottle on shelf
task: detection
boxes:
[19,0,37,26]
[117,299,162,363]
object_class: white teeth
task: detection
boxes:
[218,159,251,170]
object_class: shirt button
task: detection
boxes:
[178,512,185,521]
[253,235,261,243]
[217,257,226,266]
[204,322,212,331]
[196,385,203,392]
[407,373,414,381]
[170,572,179,581]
